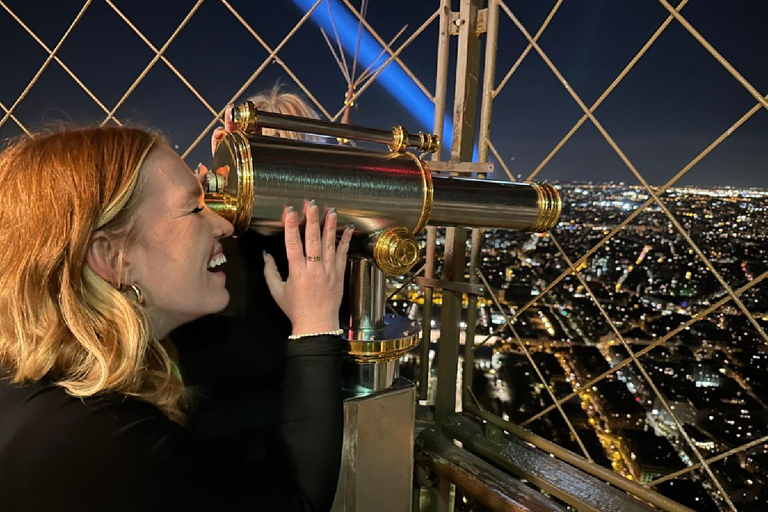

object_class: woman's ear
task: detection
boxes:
[86,231,125,284]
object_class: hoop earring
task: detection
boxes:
[122,283,145,306]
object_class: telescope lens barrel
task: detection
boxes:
[430,176,561,232]
[206,132,561,237]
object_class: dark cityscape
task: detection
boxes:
[396,183,768,512]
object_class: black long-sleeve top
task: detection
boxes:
[0,334,344,512]
[172,233,295,467]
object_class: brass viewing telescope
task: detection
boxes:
[204,101,562,393]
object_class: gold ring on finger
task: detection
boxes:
[306,255,322,262]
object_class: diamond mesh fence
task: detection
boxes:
[2,1,767,511]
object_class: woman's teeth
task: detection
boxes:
[208,253,227,271]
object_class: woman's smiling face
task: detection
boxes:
[125,143,234,336]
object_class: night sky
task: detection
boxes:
[1,0,767,187]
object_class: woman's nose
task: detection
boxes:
[219,217,235,238]
[210,209,235,238]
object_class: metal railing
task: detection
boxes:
[2,1,766,511]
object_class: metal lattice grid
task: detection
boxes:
[0,0,442,154]
[471,1,767,510]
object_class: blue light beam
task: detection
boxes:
[292,0,453,148]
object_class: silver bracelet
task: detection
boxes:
[288,329,344,340]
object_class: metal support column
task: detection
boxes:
[419,0,453,404]
[435,0,483,427]
[462,0,499,408]
[433,1,483,511]
[461,229,482,407]
[419,227,437,402]
[477,0,499,164]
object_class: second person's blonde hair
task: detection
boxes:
[248,83,321,140]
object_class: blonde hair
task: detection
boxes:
[248,82,321,140]
[0,126,186,424]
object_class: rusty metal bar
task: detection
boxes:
[419,227,437,403]
[418,0,451,406]
[432,0,452,126]
[462,228,483,407]
[434,225,467,423]
[463,0,498,406]
[449,0,482,164]
[415,428,569,512]
[435,0,482,425]
[415,277,484,297]
[432,2,482,509]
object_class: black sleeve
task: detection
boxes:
[199,334,345,512]
[268,334,345,511]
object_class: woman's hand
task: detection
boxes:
[210,105,238,155]
[193,105,237,187]
[264,202,353,336]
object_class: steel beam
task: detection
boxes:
[433,2,483,510]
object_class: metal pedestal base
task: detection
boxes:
[331,379,416,512]
[342,359,400,396]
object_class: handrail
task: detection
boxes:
[415,428,568,512]
[463,405,696,512]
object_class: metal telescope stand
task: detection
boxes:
[332,258,420,512]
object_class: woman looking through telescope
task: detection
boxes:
[172,87,337,480]
[0,125,352,511]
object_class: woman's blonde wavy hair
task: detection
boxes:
[0,126,186,424]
